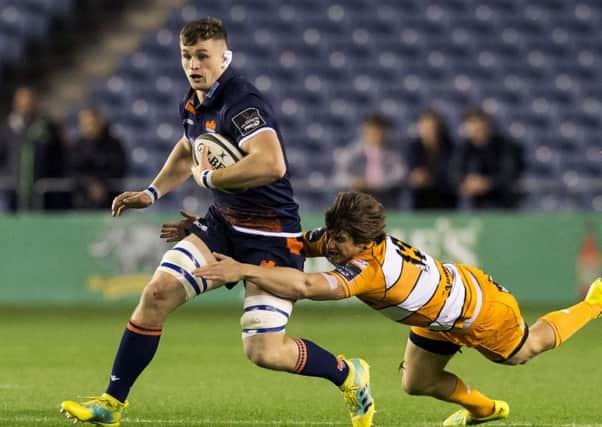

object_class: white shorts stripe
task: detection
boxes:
[231,225,302,238]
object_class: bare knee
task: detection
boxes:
[505,322,556,365]
[140,281,170,309]
[402,370,439,396]
[505,340,553,365]
[243,338,282,369]
[134,279,183,324]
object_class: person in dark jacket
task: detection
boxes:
[450,108,523,209]
[0,86,68,211]
[407,110,457,210]
[70,108,127,209]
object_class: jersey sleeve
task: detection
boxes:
[302,228,327,257]
[325,259,383,298]
[223,94,278,150]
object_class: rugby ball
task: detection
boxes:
[192,132,244,169]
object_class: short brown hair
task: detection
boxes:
[325,192,386,244]
[180,18,228,46]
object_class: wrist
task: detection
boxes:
[240,264,254,281]
[200,169,216,189]
[143,185,161,204]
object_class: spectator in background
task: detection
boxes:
[407,110,457,210]
[70,108,127,209]
[333,114,405,209]
[0,86,68,211]
[450,108,524,209]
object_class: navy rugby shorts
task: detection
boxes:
[186,206,305,289]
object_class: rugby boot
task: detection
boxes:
[60,393,128,426]
[584,277,602,317]
[442,400,509,426]
[338,355,375,427]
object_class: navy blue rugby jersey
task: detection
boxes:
[178,66,301,235]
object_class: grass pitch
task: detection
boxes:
[0,303,600,426]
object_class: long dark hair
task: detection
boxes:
[418,109,452,149]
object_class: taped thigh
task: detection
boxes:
[156,240,211,300]
[241,294,293,338]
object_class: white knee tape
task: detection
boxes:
[241,295,293,338]
[156,240,210,300]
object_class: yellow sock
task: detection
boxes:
[540,301,599,347]
[445,376,495,418]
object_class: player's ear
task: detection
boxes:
[223,49,233,69]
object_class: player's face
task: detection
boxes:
[325,230,366,265]
[180,38,227,91]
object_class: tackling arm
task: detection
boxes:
[193,253,347,301]
[243,265,347,301]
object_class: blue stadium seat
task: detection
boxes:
[79,0,601,210]
[0,32,23,64]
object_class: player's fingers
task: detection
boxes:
[200,147,212,169]
[191,268,204,277]
[161,221,179,229]
[213,252,228,261]
[180,210,198,220]
[199,273,222,282]
[192,266,215,277]
[116,203,127,217]
[114,191,133,205]
[111,195,126,216]
[160,227,179,235]
[113,193,134,212]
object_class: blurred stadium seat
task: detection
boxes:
[0,0,72,70]
[37,0,597,211]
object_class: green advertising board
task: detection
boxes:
[0,212,600,305]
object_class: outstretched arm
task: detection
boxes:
[112,137,193,216]
[150,137,194,194]
[193,253,347,301]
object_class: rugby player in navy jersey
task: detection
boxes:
[60,18,374,427]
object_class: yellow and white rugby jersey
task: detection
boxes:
[303,228,483,331]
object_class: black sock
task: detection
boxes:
[105,320,162,402]
[292,338,349,386]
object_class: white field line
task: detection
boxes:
[2,416,602,426]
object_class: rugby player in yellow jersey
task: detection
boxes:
[191,191,602,426]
